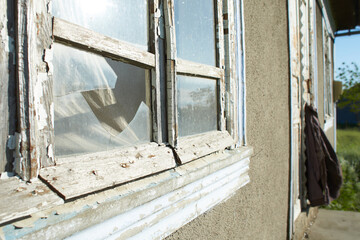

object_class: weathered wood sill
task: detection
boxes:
[0,147,252,239]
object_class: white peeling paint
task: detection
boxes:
[34,73,49,131]
[47,144,54,163]
[0,23,8,52]
[0,172,15,179]
[50,102,54,128]
[44,47,54,75]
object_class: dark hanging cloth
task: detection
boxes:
[304,104,343,206]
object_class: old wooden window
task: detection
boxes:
[323,26,333,119]
[0,0,246,226]
[15,0,175,200]
[10,0,242,200]
[165,0,236,164]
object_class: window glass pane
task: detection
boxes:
[177,75,217,137]
[52,0,148,51]
[174,0,216,66]
[53,43,151,157]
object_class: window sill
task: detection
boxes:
[0,146,253,239]
[39,142,176,200]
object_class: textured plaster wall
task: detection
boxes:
[167,0,291,239]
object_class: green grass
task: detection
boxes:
[325,128,360,211]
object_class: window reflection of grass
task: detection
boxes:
[324,128,360,212]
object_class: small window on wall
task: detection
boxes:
[165,0,235,164]
[323,28,332,119]
[174,0,218,137]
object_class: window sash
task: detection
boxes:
[164,0,227,149]
[14,0,168,180]
[15,0,241,183]
[35,0,176,198]
[322,24,332,118]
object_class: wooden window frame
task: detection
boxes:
[0,0,249,227]
[13,0,242,199]
[14,0,176,199]
[164,0,237,164]
[322,21,333,119]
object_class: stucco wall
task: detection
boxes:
[167,0,291,239]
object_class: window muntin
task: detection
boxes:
[52,0,149,51]
[53,43,151,157]
[174,0,216,66]
[177,75,217,137]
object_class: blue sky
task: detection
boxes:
[334,34,360,79]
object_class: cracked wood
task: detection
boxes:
[39,143,176,200]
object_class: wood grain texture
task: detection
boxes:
[39,143,176,200]
[14,0,56,180]
[15,0,32,180]
[176,59,224,79]
[216,0,226,132]
[150,0,162,144]
[176,131,235,164]
[53,17,155,68]
[0,177,63,225]
[223,0,239,143]
[164,0,178,147]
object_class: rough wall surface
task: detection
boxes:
[167,0,291,239]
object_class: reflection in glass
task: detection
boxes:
[52,0,148,51]
[174,0,216,66]
[177,75,217,137]
[53,44,151,157]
